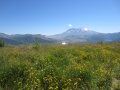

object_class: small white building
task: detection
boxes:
[62,42,67,45]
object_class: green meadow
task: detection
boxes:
[0,43,120,90]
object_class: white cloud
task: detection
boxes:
[68,24,72,27]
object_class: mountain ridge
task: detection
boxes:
[0,27,120,45]
[0,33,57,45]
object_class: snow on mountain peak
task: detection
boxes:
[65,27,92,34]
[80,27,90,31]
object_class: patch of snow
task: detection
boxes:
[81,27,91,31]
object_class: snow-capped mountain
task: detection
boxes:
[48,27,120,43]
[62,27,98,35]
[48,27,98,39]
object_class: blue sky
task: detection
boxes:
[0,0,120,35]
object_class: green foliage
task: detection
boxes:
[0,43,120,89]
[32,41,41,50]
[0,39,4,47]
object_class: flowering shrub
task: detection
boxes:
[0,43,120,89]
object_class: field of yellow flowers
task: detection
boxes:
[0,43,120,90]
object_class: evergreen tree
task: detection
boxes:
[0,39,4,47]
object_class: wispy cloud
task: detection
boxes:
[68,24,72,27]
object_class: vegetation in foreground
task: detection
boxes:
[0,43,120,90]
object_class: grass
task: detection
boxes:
[0,43,120,90]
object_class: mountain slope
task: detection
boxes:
[48,27,120,43]
[0,33,57,45]
[0,37,24,45]
[11,34,56,44]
